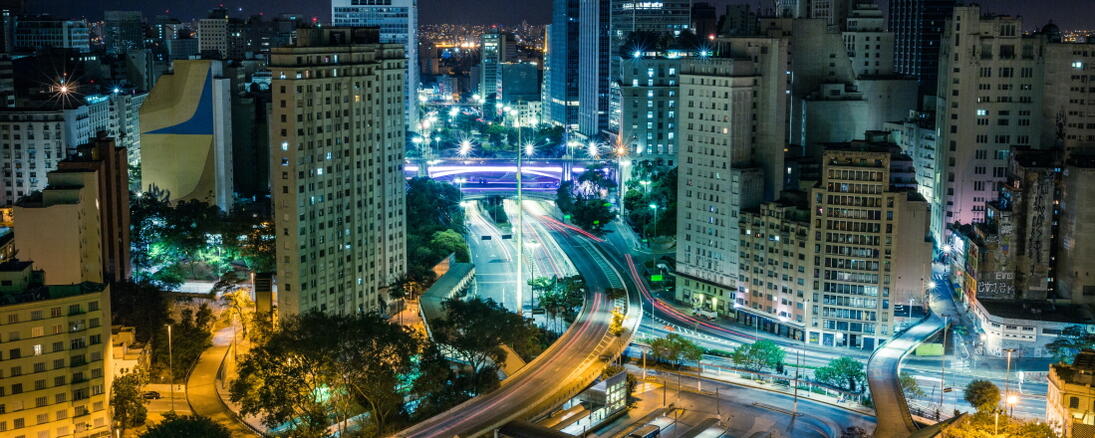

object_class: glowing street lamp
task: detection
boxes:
[458,139,473,157]
[524,143,535,157]
[587,141,601,158]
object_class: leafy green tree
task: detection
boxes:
[814,357,867,393]
[429,229,470,262]
[433,297,548,374]
[730,340,785,373]
[230,312,423,436]
[409,344,500,420]
[943,410,1061,438]
[964,379,1001,412]
[556,167,618,235]
[153,304,214,382]
[1046,325,1095,363]
[111,372,147,434]
[900,372,926,398]
[647,333,703,368]
[571,198,616,235]
[139,413,230,438]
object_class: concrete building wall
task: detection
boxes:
[14,171,102,285]
[1058,163,1095,303]
[140,60,234,210]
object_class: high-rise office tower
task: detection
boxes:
[607,0,691,134]
[935,6,1044,231]
[331,0,418,130]
[578,0,609,137]
[478,30,516,109]
[13,16,90,53]
[692,2,718,39]
[617,57,680,168]
[269,28,407,317]
[103,10,144,54]
[548,0,581,129]
[888,0,955,95]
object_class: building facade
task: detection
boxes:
[617,57,680,168]
[578,0,609,137]
[935,6,1044,227]
[103,10,144,55]
[140,60,234,210]
[331,0,419,130]
[269,28,407,317]
[888,0,955,93]
[1048,350,1095,438]
[0,261,112,438]
[13,16,90,53]
[547,0,580,128]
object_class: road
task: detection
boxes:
[867,315,945,437]
[592,367,875,438]
[186,326,260,437]
[393,206,638,438]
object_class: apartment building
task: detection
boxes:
[269,27,407,317]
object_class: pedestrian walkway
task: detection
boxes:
[186,326,261,437]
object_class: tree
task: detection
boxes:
[220,288,253,339]
[900,372,926,399]
[230,312,423,436]
[153,304,214,381]
[110,281,169,342]
[647,333,702,368]
[429,229,470,262]
[111,372,147,434]
[433,297,548,373]
[556,167,618,236]
[140,413,230,438]
[943,410,1061,438]
[730,340,785,373]
[1046,325,1095,363]
[964,379,1001,412]
[813,357,867,393]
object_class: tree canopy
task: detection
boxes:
[230,312,422,436]
[647,333,703,368]
[139,413,230,438]
[1046,325,1095,364]
[964,379,1001,412]
[730,340,785,373]
[556,166,618,235]
[814,357,867,393]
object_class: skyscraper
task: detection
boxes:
[889,0,955,94]
[331,0,418,129]
[478,30,516,109]
[103,10,144,54]
[578,0,609,137]
[547,0,580,129]
[269,28,407,317]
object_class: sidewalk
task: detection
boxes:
[186,325,262,437]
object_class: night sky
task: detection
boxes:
[33,0,1095,30]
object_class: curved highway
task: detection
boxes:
[866,314,945,438]
[392,206,641,438]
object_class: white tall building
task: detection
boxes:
[935,6,1044,227]
[674,58,767,315]
[0,91,145,206]
[269,28,407,317]
[198,17,228,58]
[331,0,418,129]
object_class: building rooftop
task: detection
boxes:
[979,299,1095,325]
[0,282,106,307]
[1052,350,1095,387]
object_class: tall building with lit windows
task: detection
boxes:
[331,0,418,129]
[547,0,580,129]
[810,144,931,349]
[0,261,112,438]
[935,6,1045,230]
[269,27,406,317]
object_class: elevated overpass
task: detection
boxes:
[391,212,643,438]
[866,314,946,438]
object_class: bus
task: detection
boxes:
[627,424,661,438]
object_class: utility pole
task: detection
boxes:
[167,323,174,412]
[938,316,948,412]
[1004,348,1015,413]
[515,111,524,316]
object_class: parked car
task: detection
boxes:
[142,391,161,400]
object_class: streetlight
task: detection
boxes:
[1006,393,1019,417]
[588,141,601,158]
[459,139,473,157]
[524,143,535,157]
[167,323,174,412]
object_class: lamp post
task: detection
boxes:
[1003,348,1016,414]
[1006,393,1019,417]
[167,323,174,412]
[515,108,525,316]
